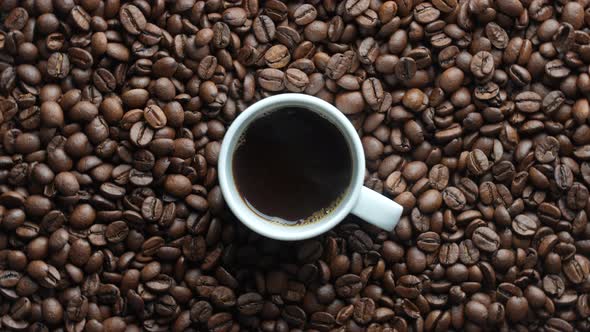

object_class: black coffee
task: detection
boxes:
[233,107,352,225]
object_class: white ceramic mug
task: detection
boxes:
[219,94,403,241]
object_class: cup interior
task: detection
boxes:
[219,94,365,240]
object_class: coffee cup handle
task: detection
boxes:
[351,187,403,231]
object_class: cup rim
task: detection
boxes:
[218,93,365,240]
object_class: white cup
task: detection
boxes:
[219,94,403,241]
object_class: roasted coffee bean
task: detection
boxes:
[93,68,116,93]
[417,232,441,252]
[335,274,363,298]
[265,45,291,69]
[70,6,91,31]
[208,312,233,331]
[68,48,94,69]
[275,25,301,50]
[472,227,500,252]
[359,38,379,65]
[353,297,375,324]
[190,300,213,323]
[211,286,236,308]
[141,197,163,222]
[467,149,490,176]
[253,15,276,43]
[293,5,317,26]
[543,275,565,297]
[428,164,449,190]
[66,295,88,322]
[515,91,542,113]
[433,0,457,12]
[459,240,480,265]
[47,53,70,79]
[119,4,146,35]
[237,292,263,315]
[443,187,466,210]
[1,1,590,330]
[345,0,371,16]
[396,57,417,81]
[130,121,154,147]
[284,68,309,93]
[212,22,231,49]
[563,255,590,284]
[143,105,167,129]
[258,68,285,91]
[545,59,570,79]
[486,22,509,49]
[497,284,521,304]
[471,51,495,80]
[512,214,538,237]
[223,7,247,27]
[326,53,351,80]
[265,0,288,21]
[282,305,306,328]
[105,221,129,243]
[349,230,373,254]
[27,261,60,288]
[439,243,460,266]
[0,270,21,288]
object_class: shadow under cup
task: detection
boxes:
[219,95,365,241]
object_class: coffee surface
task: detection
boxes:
[233,108,352,225]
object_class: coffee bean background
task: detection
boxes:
[1,0,590,331]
